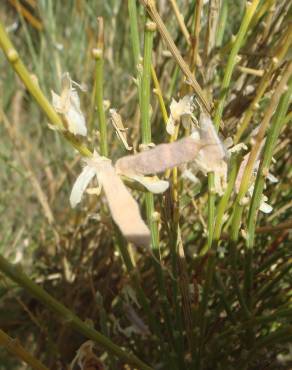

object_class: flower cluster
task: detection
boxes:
[52,78,274,247]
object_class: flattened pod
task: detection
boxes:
[115,136,202,175]
[98,162,151,248]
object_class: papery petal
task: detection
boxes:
[214,169,227,195]
[98,161,151,247]
[259,201,273,213]
[70,89,82,110]
[181,169,200,184]
[65,105,87,136]
[166,116,175,135]
[170,95,193,121]
[267,173,278,183]
[129,174,169,194]
[181,114,195,131]
[115,136,202,176]
[190,129,200,141]
[191,113,228,184]
[53,73,87,136]
[51,90,63,112]
[70,166,96,208]
[223,136,233,149]
[228,143,248,153]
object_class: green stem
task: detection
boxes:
[93,18,108,157]
[0,329,49,370]
[114,228,162,337]
[207,172,215,249]
[0,20,92,158]
[208,0,259,249]
[256,263,292,302]
[231,61,292,243]
[197,252,216,368]
[213,156,239,241]
[214,271,236,324]
[128,0,141,67]
[216,0,228,47]
[140,18,177,361]
[213,0,260,129]
[140,21,154,144]
[0,255,152,370]
[246,78,292,248]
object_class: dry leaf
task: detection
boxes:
[166,95,194,135]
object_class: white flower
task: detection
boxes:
[126,174,169,194]
[166,95,194,135]
[116,110,229,195]
[51,72,87,136]
[188,112,228,195]
[70,151,151,247]
[181,168,200,184]
[247,184,273,214]
[236,151,276,214]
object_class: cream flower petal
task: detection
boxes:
[52,73,87,137]
[115,136,202,175]
[181,168,200,184]
[188,113,228,193]
[166,116,175,135]
[259,201,273,213]
[65,103,87,136]
[166,96,194,135]
[170,95,193,121]
[98,162,151,248]
[129,174,169,194]
[223,136,234,149]
[267,173,278,183]
[70,165,96,208]
[51,90,63,112]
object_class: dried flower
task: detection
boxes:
[116,110,229,194]
[235,150,277,213]
[70,151,150,247]
[51,72,87,136]
[115,136,202,175]
[166,95,194,135]
[70,340,105,370]
[188,112,229,194]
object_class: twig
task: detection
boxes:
[0,20,92,157]
[246,77,292,247]
[0,329,49,370]
[92,17,108,156]
[140,0,211,114]
[190,0,203,72]
[169,0,191,45]
[0,255,153,370]
[231,61,292,242]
